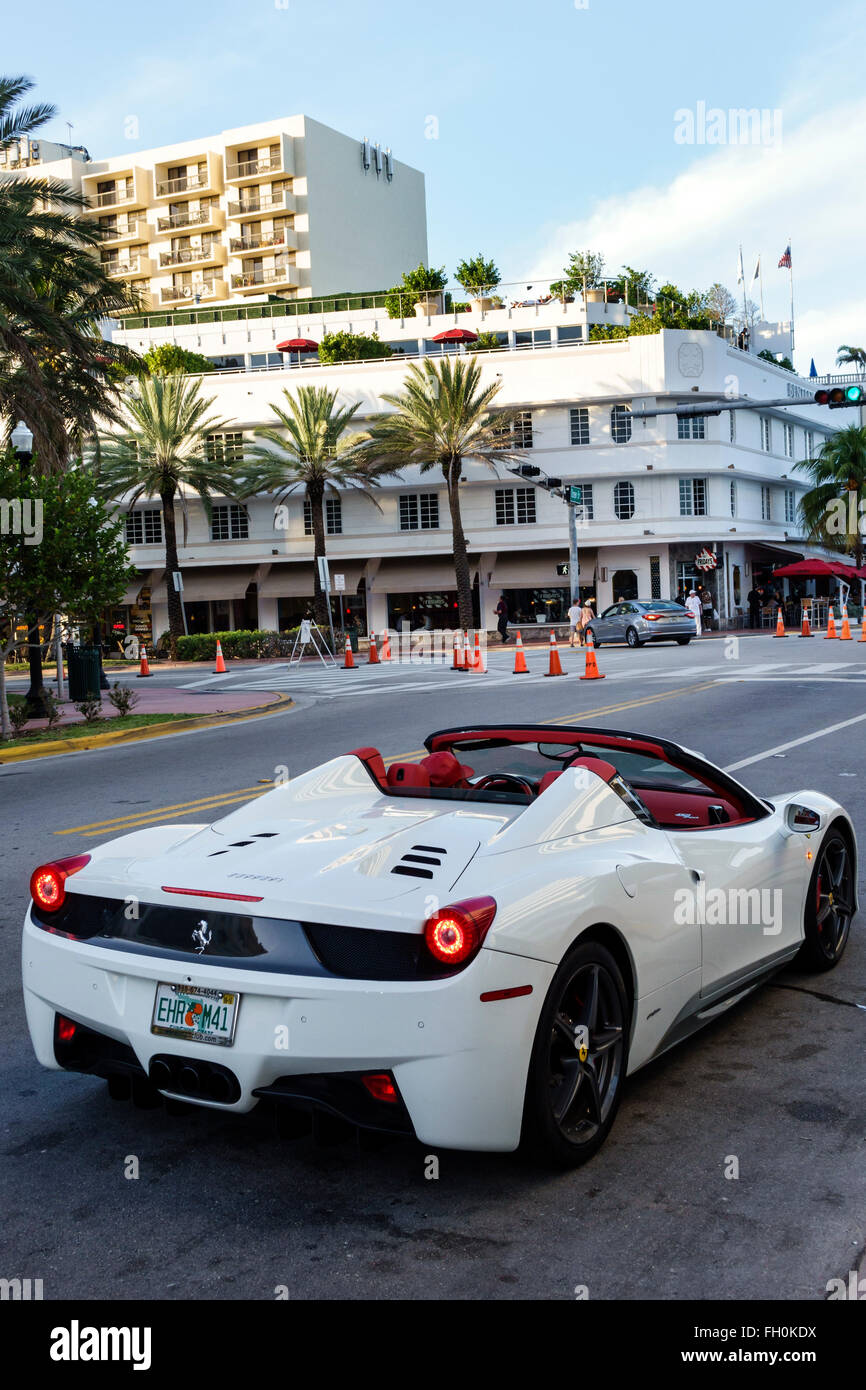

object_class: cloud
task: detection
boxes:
[526,93,866,373]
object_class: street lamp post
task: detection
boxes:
[11,422,52,718]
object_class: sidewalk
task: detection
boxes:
[15,684,278,734]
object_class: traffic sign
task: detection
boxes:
[333,573,346,592]
[316,555,331,590]
[556,562,570,576]
[569,485,583,505]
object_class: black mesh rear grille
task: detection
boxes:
[302,921,452,980]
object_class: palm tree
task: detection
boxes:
[97,374,245,658]
[250,385,383,631]
[835,345,866,374]
[0,75,139,467]
[364,356,524,630]
[794,424,866,568]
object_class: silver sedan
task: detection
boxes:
[587,599,697,648]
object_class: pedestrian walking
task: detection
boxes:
[685,588,703,637]
[580,596,595,645]
[567,598,582,647]
[700,585,714,632]
[494,592,511,644]
[747,585,762,629]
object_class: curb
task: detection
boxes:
[0,693,293,765]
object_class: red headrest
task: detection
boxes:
[569,756,618,784]
[386,763,430,788]
[419,751,475,787]
[351,746,387,787]
[538,770,563,794]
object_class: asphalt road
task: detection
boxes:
[2,634,865,1301]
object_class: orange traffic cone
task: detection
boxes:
[213,639,227,674]
[344,636,356,669]
[471,630,486,673]
[825,611,838,640]
[839,605,852,640]
[451,631,462,670]
[513,630,529,673]
[580,630,606,681]
[860,616,866,642]
[544,630,565,677]
[463,629,474,670]
[799,608,813,638]
[137,644,153,678]
[368,632,380,664]
[381,630,392,661]
[773,607,786,638]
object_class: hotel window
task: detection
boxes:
[304,497,342,535]
[785,489,797,524]
[211,503,249,541]
[783,423,794,458]
[513,410,534,448]
[760,416,772,452]
[729,412,736,443]
[399,492,440,530]
[613,480,635,520]
[761,486,772,521]
[679,478,707,516]
[495,487,536,526]
[677,414,706,439]
[610,404,632,444]
[125,509,162,545]
[730,480,737,517]
[569,407,590,446]
[205,431,244,465]
[805,429,814,458]
[575,482,594,523]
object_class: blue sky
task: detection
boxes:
[9,0,865,369]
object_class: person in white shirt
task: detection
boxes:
[684,588,703,637]
[567,600,583,647]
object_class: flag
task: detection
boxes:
[737,247,745,285]
[751,255,761,284]
[778,245,792,268]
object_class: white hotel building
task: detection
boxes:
[105,294,839,646]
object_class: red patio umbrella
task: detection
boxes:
[276,338,320,367]
[771,559,856,579]
[432,327,479,344]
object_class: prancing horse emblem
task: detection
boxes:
[192,919,212,954]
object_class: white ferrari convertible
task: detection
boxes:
[23,724,857,1166]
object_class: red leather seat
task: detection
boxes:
[386,763,431,788]
[568,755,618,783]
[639,788,740,827]
[537,770,563,794]
[351,746,387,787]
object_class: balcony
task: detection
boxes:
[230,264,300,293]
[228,229,296,256]
[102,253,153,279]
[154,171,209,198]
[82,167,148,214]
[160,280,227,305]
[159,242,226,270]
[99,217,149,245]
[87,186,137,211]
[156,206,224,234]
[227,190,295,220]
[225,154,283,184]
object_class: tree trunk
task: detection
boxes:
[0,632,14,740]
[24,612,49,717]
[161,491,184,661]
[308,486,330,631]
[446,458,474,631]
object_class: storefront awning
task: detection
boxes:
[151,567,255,603]
[257,564,314,598]
[120,576,146,606]
[491,550,588,587]
[373,557,466,591]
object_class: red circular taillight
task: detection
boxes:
[29,855,91,912]
[423,896,497,967]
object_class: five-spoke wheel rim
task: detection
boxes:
[547,962,624,1146]
[814,838,854,961]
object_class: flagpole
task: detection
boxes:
[795,233,800,355]
[759,255,765,320]
[739,243,747,324]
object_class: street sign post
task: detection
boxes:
[333,573,346,647]
[316,556,337,655]
[173,571,188,635]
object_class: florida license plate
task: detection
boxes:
[151,982,239,1046]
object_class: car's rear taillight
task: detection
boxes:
[423,896,497,967]
[361,1073,399,1103]
[30,854,91,912]
[644,613,662,621]
[56,1015,78,1043]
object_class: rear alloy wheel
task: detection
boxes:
[521,940,629,1167]
[798,831,855,972]
[626,626,642,648]
[589,628,601,648]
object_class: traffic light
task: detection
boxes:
[556,562,570,577]
[814,385,864,408]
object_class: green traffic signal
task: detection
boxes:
[844,385,863,403]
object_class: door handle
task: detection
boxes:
[689,868,705,882]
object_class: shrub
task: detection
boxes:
[318,331,392,364]
[42,691,63,729]
[9,700,30,734]
[174,629,281,661]
[74,698,103,723]
[108,685,140,716]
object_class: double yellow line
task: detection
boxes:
[54,681,718,840]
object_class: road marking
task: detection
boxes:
[724,711,866,772]
[549,681,719,725]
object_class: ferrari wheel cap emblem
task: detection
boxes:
[574,1024,589,1062]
